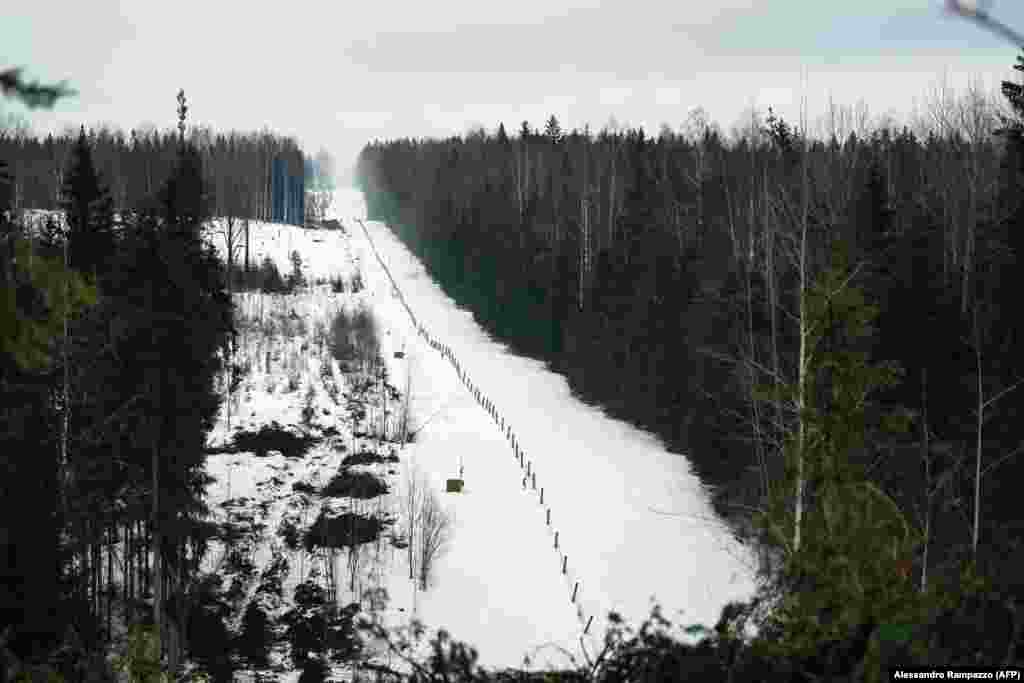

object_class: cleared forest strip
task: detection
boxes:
[354,218,598,639]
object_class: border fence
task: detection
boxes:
[355,219,599,641]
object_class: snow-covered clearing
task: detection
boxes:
[196,187,757,678]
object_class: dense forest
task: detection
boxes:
[0,109,308,229]
[356,55,1024,675]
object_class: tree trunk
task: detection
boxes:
[60,231,70,534]
[766,195,781,500]
[794,111,810,555]
[151,430,163,666]
[920,368,931,593]
[745,247,767,499]
[973,306,982,559]
[107,523,113,640]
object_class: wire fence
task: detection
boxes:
[355,219,599,639]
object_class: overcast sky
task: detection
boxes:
[5,0,1024,182]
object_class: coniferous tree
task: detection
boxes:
[544,115,563,145]
[61,126,115,282]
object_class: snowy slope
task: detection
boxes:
[329,189,758,658]
[196,188,757,678]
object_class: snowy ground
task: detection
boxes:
[194,187,759,678]
[335,190,758,657]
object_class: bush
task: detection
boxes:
[349,271,364,293]
[327,305,380,369]
[258,256,288,294]
[292,480,317,495]
[237,601,272,667]
[282,582,328,665]
[301,386,316,426]
[287,250,306,290]
[297,657,328,683]
[278,517,302,551]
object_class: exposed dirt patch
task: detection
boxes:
[340,450,400,467]
[321,470,388,499]
[229,422,320,459]
[303,511,390,551]
[291,480,318,495]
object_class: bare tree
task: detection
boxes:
[397,359,413,443]
[417,484,453,591]
[967,306,1024,558]
[404,464,425,581]
[217,211,245,296]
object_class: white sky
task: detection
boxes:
[5,1,1024,182]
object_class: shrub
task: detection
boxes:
[301,386,316,426]
[327,305,380,370]
[292,481,317,495]
[237,602,272,667]
[297,657,328,683]
[258,256,287,294]
[287,249,306,290]
[349,271,364,293]
[278,517,302,550]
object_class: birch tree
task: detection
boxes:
[404,464,425,581]
[417,485,453,590]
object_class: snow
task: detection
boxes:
[195,187,757,677]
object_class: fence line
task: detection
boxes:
[355,218,597,638]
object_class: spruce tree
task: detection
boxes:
[754,238,923,679]
[544,115,563,144]
[60,126,115,283]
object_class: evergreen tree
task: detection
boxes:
[61,126,115,282]
[755,239,922,679]
[855,159,893,253]
[101,110,232,672]
[544,115,563,144]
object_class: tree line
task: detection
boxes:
[355,57,1024,674]
[0,115,307,227]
